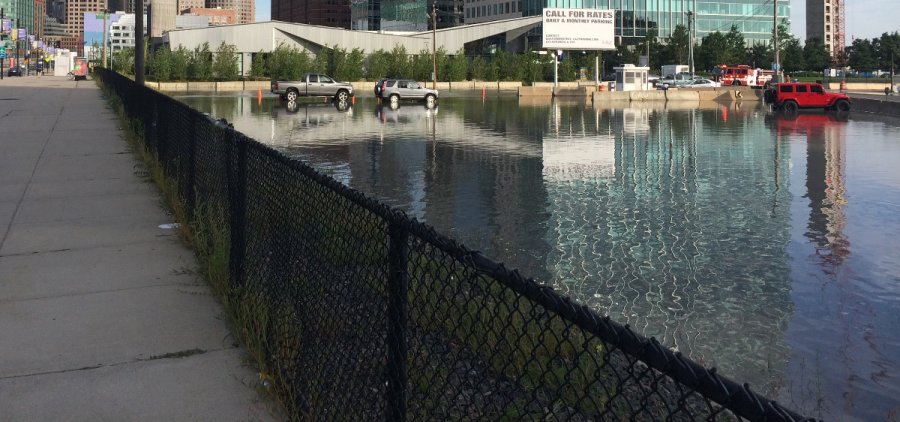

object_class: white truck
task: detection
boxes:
[271,73,354,102]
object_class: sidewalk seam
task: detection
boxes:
[0,86,72,252]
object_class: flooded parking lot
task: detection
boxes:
[178,93,900,420]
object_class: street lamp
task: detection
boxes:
[428,1,436,89]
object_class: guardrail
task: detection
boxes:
[95,68,813,422]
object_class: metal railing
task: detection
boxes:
[95,68,813,421]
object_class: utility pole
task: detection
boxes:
[1,8,5,80]
[686,11,694,78]
[773,0,780,82]
[431,1,436,89]
[101,10,108,68]
[135,0,144,83]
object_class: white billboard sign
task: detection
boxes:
[542,8,616,51]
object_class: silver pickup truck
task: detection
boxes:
[271,73,354,102]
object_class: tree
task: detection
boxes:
[188,42,212,81]
[724,25,747,64]
[111,47,135,75]
[875,31,900,71]
[471,55,487,80]
[779,37,805,72]
[366,49,390,80]
[343,48,365,81]
[212,42,239,80]
[170,46,190,81]
[747,42,772,69]
[666,24,691,65]
[249,50,267,78]
[444,49,468,81]
[643,28,664,71]
[803,37,831,72]
[387,45,409,78]
[696,31,729,71]
[267,44,311,80]
[848,38,877,72]
[148,46,172,81]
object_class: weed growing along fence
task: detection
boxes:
[95,68,814,422]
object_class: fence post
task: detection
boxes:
[228,135,248,292]
[386,221,409,422]
[186,111,197,215]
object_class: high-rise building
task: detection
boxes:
[273,0,343,27]
[150,0,177,37]
[500,0,790,45]
[181,7,237,25]
[178,0,205,13]
[806,0,844,59]
[349,0,462,31]
[64,0,105,54]
[0,0,35,33]
[207,0,253,24]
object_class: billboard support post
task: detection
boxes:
[542,8,616,87]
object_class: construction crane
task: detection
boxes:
[832,0,846,66]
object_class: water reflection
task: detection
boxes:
[176,94,900,420]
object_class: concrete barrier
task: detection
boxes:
[630,90,666,102]
[144,81,159,90]
[518,86,553,97]
[473,81,498,90]
[665,90,700,102]
[434,82,451,91]
[451,81,475,90]
[498,81,522,91]
[518,96,553,107]
[216,81,244,91]
[188,81,216,91]
[852,97,900,116]
[593,91,631,102]
[244,81,270,91]
[158,82,188,92]
[554,87,584,97]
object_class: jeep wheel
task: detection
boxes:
[286,89,299,102]
[335,90,350,102]
[835,99,850,112]
[782,100,798,113]
[425,94,436,109]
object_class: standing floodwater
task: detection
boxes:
[179,93,900,420]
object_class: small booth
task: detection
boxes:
[613,64,651,91]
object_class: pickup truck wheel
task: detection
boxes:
[335,90,350,102]
[782,100,798,113]
[835,99,850,112]
[286,89,299,102]
[425,94,436,109]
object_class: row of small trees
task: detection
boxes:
[252,44,573,83]
[111,42,591,83]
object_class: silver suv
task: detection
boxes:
[379,79,439,108]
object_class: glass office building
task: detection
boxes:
[521,0,789,44]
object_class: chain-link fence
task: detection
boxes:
[96,68,813,422]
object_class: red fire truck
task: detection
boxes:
[719,65,774,87]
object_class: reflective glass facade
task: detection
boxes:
[352,0,463,31]
[521,0,789,44]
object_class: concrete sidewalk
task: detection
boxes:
[0,76,275,420]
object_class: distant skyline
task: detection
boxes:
[254,0,898,42]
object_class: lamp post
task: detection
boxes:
[430,1,436,89]
[686,11,694,78]
[101,9,108,68]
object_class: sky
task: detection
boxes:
[254,0,899,42]
[790,0,898,41]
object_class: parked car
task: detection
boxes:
[658,72,694,87]
[378,79,439,108]
[764,82,851,112]
[271,73,354,102]
[683,78,720,88]
[7,65,23,77]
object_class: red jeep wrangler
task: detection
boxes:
[764,82,851,112]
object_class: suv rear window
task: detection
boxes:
[779,85,794,93]
[811,85,824,93]
[386,80,396,87]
